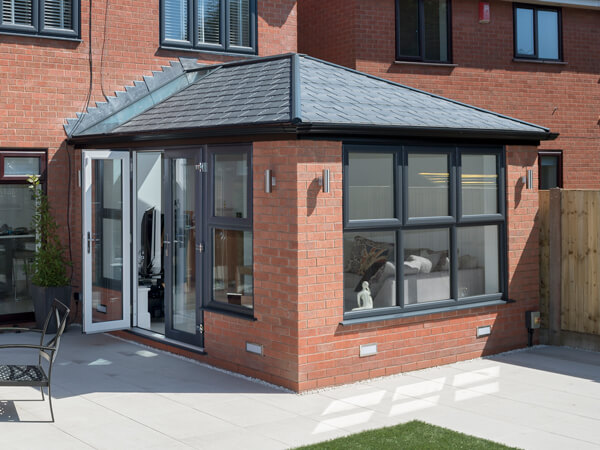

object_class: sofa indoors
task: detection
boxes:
[344,236,485,310]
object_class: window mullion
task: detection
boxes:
[450,224,458,300]
[418,0,424,60]
[191,0,197,47]
[397,228,404,307]
[533,7,539,58]
[222,0,228,49]
[34,0,40,32]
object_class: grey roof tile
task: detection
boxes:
[71,54,550,140]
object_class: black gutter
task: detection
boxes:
[67,122,299,146]
[295,123,559,142]
[67,121,557,147]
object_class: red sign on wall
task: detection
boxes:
[479,2,491,23]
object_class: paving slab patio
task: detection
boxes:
[1,328,599,450]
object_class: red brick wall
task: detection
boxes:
[199,140,540,392]
[293,143,540,391]
[299,0,600,189]
[298,0,358,69]
[199,139,341,391]
[0,0,297,308]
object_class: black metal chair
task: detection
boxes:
[0,299,70,422]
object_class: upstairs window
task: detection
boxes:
[0,0,79,38]
[396,0,451,63]
[161,0,256,54]
[514,4,561,61]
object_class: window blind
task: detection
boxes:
[198,0,220,44]
[228,0,249,47]
[164,0,188,41]
[2,0,33,26]
[44,0,72,29]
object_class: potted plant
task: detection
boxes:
[27,175,72,332]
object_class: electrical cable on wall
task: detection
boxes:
[69,0,94,136]
[100,0,111,100]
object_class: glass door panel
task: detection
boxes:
[164,151,203,346]
[171,158,196,334]
[83,151,130,333]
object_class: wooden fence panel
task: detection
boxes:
[560,190,600,335]
[538,191,549,329]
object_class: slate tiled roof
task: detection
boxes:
[298,57,545,134]
[115,57,291,133]
[68,54,554,141]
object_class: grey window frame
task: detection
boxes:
[0,0,80,39]
[395,0,452,64]
[160,0,257,55]
[538,150,562,190]
[205,143,254,316]
[513,3,562,61]
[0,150,46,182]
[343,143,507,322]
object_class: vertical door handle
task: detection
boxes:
[163,234,170,257]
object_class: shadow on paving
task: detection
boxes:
[0,328,284,402]
[486,345,600,383]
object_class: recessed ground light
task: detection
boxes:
[246,342,263,355]
[477,325,492,337]
[359,343,378,357]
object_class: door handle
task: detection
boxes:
[87,232,100,253]
[163,234,170,257]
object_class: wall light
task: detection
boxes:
[264,169,275,193]
[521,169,533,190]
[319,169,330,193]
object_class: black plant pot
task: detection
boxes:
[31,284,72,333]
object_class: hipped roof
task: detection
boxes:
[66,53,556,144]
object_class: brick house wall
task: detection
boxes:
[0,0,297,310]
[299,0,600,189]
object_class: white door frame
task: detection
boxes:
[82,150,131,333]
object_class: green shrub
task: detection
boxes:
[27,175,71,287]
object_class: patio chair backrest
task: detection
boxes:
[39,299,70,364]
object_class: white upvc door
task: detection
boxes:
[82,150,131,333]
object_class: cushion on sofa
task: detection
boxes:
[403,254,432,274]
[344,236,393,276]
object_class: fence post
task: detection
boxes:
[548,188,562,345]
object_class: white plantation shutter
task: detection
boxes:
[2,0,33,26]
[164,0,188,41]
[198,0,220,44]
[44,0,72,29]
[228,0,249,47]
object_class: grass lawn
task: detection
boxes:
[296,420,519,450]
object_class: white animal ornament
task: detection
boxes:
[355,281,373,310]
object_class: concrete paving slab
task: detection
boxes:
[1,329,599,450]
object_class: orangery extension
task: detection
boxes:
[64,54,555,391]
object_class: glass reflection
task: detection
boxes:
[462,154,498,215]
[213,229,253,308]
[343,231,396,312]
[408,153,449,218]
[348,153,395,220]
[457,226,499,297]
[516,8,534,55]
[403,228,450,304]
